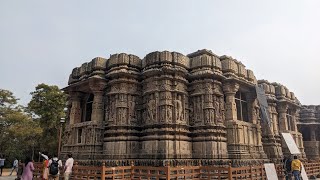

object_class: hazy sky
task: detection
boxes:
[0,0,319,105]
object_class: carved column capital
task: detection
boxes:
[92,90,104,97]
[223,82,239,95]
[277,103,288,113]
[89,79,107,92]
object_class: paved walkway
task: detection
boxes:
[0,169,17,180]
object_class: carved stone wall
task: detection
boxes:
[103,54,141,159]
[258,80,283,162]
[271,83,306,158]
[140,51,191,159]
[220,55,266,161]
[188,50,227,160]
[62,57,107,160]
[61,49,314,166]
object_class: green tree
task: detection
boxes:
[0,89,42,163]
[27,83,67,155]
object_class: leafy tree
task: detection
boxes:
[0,89,42,164]
[27,83,67,155]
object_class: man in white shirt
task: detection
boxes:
[64,153,74,180]
[9,158,18,176]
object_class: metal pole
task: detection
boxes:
[58,123,62,158]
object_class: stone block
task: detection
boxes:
[129,55,141,68]
[159,51,172,63]
[173,52,189,68]
[71,67,80,79]
[79,62,90,76]
[237,61,246,78]
[220,56,238,74]
[91,57,107,70]
[247,69,255,82]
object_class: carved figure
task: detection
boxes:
[121,108,127,124]
[129,100,135,124]
[205,109,210,124]
[195,98,202,121]
[86,128,92,144]
[174,95,183,121]
[95,130,101,142]
[219,97,225,122]
[167,106,172,122]
[147,98,156,122]
[214,96,221,122]
[110,98,116,121]
[160,106,166,123]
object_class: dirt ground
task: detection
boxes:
[0,169,18,180]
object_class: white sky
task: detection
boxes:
[0,0,319,105]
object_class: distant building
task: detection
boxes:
[299,105,320,160]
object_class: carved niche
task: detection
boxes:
[147,94,157,124]
[174,94,184,123]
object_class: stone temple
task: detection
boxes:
[61,49,315,166]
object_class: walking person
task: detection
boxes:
[283,156,292,180]
[64,153,74,180]
[0,155,5,176]
[291,155,302,180]
[47,154,62,180]
[9,158,19,176]
[21,156,35,180]
[39,152,49,180]
[16,160,23,180]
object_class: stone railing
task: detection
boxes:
[31,161,320,179]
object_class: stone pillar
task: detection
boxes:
[223,82,239,121]
[311,126,316,141]
[91,91,104,123]
[291,110,299,132]
[69,92,82,124]
[247,94,258,124]
[271,105,279,135]
[277,104,288,131]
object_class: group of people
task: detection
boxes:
[0,153,74,180]
[284,155,303,180]
[38,152,74,180]
[0,155,19,176]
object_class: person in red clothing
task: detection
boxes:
[39,152,49,180]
